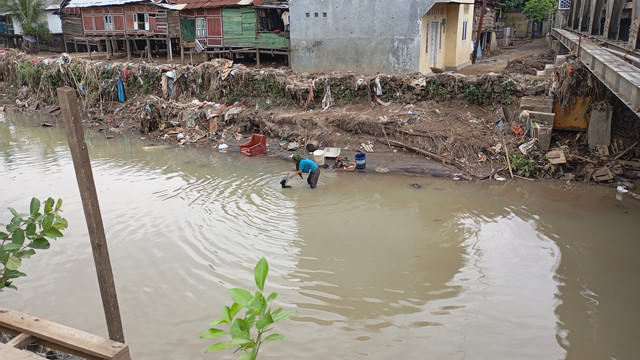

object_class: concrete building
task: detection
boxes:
[567,0,640,49]
[289,0,474,74]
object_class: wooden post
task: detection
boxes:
[105,39,111,60]
[472,0,487,64]
[256,49,260,67]
[73,39,78,53]
[180,42,184,64]
[57,87,126,344]
[126,37,131,60]
[146,38,152,62]
[97,39,103,53]
[86,40,92,60]
[167,36,172,61]
[64,37,68,53]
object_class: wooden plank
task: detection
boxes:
[57,87,126,345]
[0,343,42,360]
[0,308,129,360]
[6,333,35,349]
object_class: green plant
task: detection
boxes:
[464,85,491,105]
[0,197,68,291]
[0,0,51,41]
[523,0,557,21]
[505,153,540,177]
[201,257,294,360]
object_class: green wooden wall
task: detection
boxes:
[222,8,289,49]
[222,8,256,47]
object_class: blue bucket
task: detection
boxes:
[355,153,366,169]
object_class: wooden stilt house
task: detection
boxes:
[60,0,185,61]
[178,0,290,64]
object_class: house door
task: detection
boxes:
[430,22,438,67]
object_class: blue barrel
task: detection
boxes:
[355,153,366,169]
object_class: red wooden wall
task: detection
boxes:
[80,4,171,36]
[180,8,222,47]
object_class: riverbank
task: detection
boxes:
[1,46,638,189]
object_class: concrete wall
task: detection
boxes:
[290,0,472,74]
[504,12,531,38]
[444,3,473,69]
[46,11,63,34]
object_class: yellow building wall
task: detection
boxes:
[419,4,446,74]
[420,2,474,74]
[444,2,474,70]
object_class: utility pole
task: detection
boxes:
[472,0,488,64]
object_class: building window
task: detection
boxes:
[104,14,113,31]
[314,12,318,17]
[323,12,327,17]
[558,0,570,10]
[196,17,206,38]
[305,12,310,18]
[135,13,150,31]
[462,19,467,41]
[439,23,442,50]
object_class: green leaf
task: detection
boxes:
[44,228,63,238]
[267,292,278,302]
[2,243,22,251]
[29,237,50,250]
[264,333,285,341]
[12,228,25,246]
[53,217,68,230]
[55,198,63,211]
[25,223,36,236]
[42,214,54,230]
[273,310,295,322]
[230,288,253,307]
[0,249,8,263]
[229,302,243,319]
[0,231,9,240]
[230,318,250,339]
[44,198,55,213]
[209,319,225,327]
[18,249,36,259]
[29,198,40,216]
[200,328,227,339]
[6,256,21,270]
[221,306,231,324]
[239,353,252,360]
[4,270,26,279]
[256,311,273,329]
[230,338,252,345]
[8,208,18,217]
[204,342,233,353]
[254,257,268,292]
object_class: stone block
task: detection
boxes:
[538,124,553,151]
[536,70,546,76]
[588,109,612,148]
[544,64,555,75]
[528,111,555,126]
[555,54,568,66]
[520,96,554,112]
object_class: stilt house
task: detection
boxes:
[60,0,185,60]
[178,0,290,63]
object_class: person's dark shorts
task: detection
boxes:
[307,168,320,188]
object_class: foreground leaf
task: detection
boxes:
[254,257,268,292]
[264,333,285,341]
[30,198,40,216]
[29,237,50,250]
[230,288,253,306]
[204,342,233,353]
[200,328,227,339]
[6,256,22,271]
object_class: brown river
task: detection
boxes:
[1,112,640,360]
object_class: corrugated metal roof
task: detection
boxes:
[65,0,184,9]
[177,0,265,10]
[45,0,65,10]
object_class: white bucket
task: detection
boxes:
[313,150,325,165]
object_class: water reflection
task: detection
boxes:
[1,112,640,360]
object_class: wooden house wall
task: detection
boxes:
[180,8,222,47]
[222,8,256,47]
[79,4,178,37]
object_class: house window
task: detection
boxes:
[314,12,318,17]
[462,19,468,41]
[104,14,113,31]
[135,13,150,31]
[323,12,327,17]
[196,17,206,37]
[558,0,570,10]
[305,12,310,17]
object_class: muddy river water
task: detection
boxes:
[1,112,640,360]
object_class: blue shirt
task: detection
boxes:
[299,158,319,173]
